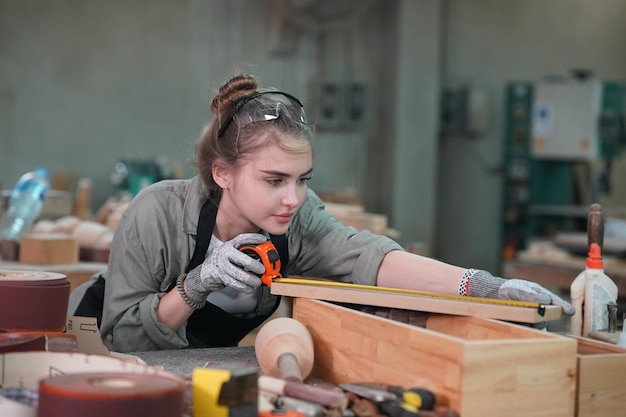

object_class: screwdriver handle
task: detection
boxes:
[387,386,436,411]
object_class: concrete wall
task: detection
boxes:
[0,0,320,204]
[1,0,626,275]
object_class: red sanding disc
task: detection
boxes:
[0,271,69,332]
[38,372,186,417]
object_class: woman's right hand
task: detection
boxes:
[197,233,267,293]
[180,233,268,309]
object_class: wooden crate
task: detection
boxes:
[573,336,626,417]
[292,298,577,417]
[19,233,78,264]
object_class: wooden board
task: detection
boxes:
[293,298,577,417]
[570,336,626,417]
[271,277,562,324]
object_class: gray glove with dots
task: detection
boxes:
[463,269,575,316]
[183,233,267,308]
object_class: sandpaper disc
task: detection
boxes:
[0,270,70,331]
[38,372,186,417]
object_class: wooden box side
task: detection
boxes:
[571,336,626,417]
[428,314,577,416]
[293,298,577,417]
[460,337,576,417]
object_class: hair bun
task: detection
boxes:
[210,74,258,116]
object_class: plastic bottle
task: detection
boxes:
[583,243,618,336]
[0,167,50,243]
[569,267,586,337]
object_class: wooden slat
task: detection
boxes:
[271,278,562,324]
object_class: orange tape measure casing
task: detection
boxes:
[238,241,282,287]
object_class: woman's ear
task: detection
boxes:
[212,162,232,190]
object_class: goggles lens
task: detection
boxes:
[218,91,307,138]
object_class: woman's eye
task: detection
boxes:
[298,176,312,184]
[267,178,283,186]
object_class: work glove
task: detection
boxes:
[461,269,575,316]
[183,233,267,308]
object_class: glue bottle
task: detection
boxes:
[569,263,587,337]
[582,243,618,336]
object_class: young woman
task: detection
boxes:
[95,74,573,352]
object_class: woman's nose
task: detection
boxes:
[282,185,300,207]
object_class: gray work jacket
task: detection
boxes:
[98,175,402,352]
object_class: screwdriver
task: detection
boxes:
[339,383,419,416]
[341,383,436,411]
[385,385,436,411]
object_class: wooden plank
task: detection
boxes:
[272,278,562,324]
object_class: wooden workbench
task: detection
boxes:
[0,260,106,293]
[502,243,626,300]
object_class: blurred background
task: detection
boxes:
[2,0,626,277]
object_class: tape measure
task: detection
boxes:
[238,241,282,287]
[273,277,542,309]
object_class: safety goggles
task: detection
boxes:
[217,91,307,138]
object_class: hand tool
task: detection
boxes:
[340,384,418,417]
[259,376,348,410]
[238,241,282,287]
[345,383,437,411]
[345,393,382,417]
[192,367,258,417]
[607,302,619,333]
[255,317,314,383]
[340,384,459,417]
[275,396,324,417]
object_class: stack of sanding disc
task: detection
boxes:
[0,270,70,332]
[0,271,187,417]
[37,372,186,417]
[1,352,187,417]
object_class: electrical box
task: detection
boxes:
[440,85,489,137]
[531,78,626,160]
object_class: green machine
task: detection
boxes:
[501,77,626,259]
[110,157,181,197]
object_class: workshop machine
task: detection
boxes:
[501,75,626,258]
[110,157,180,197]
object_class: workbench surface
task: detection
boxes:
[133,346,259,378]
